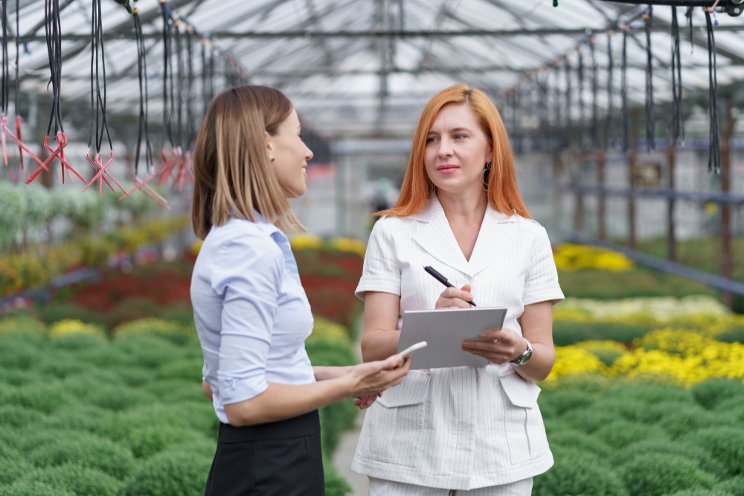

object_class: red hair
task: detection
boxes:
[380,83,529,218]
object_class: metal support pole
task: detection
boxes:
[627,112,639,249]
[666,144,677,261]
[720,95,736,307]
[597,150,607,240]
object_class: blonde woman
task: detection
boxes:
[352,84,564,495]
[191,85,410,495]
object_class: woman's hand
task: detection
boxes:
[435,283,475,309]
[346,354,410,397]
[461,327,528,364]
[354,392,382,409]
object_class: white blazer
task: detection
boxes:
[351,196,564,490]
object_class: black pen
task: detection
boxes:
[423,265,476,307]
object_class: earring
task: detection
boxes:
[270,157,275,162]
[482,161,492,191]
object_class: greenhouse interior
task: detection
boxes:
[0,0,743,495]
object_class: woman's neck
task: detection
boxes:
[436,190,488,223]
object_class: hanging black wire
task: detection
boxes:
[606,33,615,151]
[644,6,655,151]
[160,1,175,147]
[621,30,629,152]
[185,26,196,150]
[553,65,562,152]
[1,0,9,118]
[705,11,720,174]
[670,6,684,146]
[44,0,64,136]
[133,6,152,177]
[174,22,184,150]
[88,0,112,154]
[685,7,694,51]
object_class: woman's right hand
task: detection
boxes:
[346,354,410,397]
[435,283,474,309]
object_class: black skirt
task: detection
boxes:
[204,410,325,496]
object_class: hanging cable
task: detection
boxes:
[671,6,684,146]
[565,56,573,149]
[577,48,585,150]
[83,0,125,197]
[644,6,655,151]
[185,26,196,151]
[26,0,86,185]
[705,10,720,174]
[13,0,23,169]
[1,0,10,165]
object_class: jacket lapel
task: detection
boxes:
[468,207,517,277]
[411,197,472,277]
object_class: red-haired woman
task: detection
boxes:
[351,83,564,495]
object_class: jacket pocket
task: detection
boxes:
[377,370,430,408]
[356,371,431,467]
[499,371,549,464]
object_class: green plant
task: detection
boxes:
[3,383,73,415]
[0,480,76,496]
[716,476,744,496]
[26,433,135,480]
[119,450,210,496]
[594,420,669,449]
[681,428,744,477]
[612,439,725,479]
[15,464,122,496]
[546,429,612,457]
[114,318,193,344]
[656,406,733,439]
[557,408,619,434]
[533,448,627,496]
[323,459,352,496]
[716,325,744,343]
[0,457,32,487]
[535,389,594,417]
[692,378,744,409]
[620,453,717,496]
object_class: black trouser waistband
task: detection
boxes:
[218,410,320,443]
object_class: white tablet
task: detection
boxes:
[397,307,507,370]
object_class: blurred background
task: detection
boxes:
[0,1,742,495]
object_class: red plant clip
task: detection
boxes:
[83,149,127,197]
[156,147,193,192]
[25,131,86,185]
[120,174,170,209]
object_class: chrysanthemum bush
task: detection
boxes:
[0,315,358,496]
[553,243,636,272]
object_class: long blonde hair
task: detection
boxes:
[192,85,302,239]
[380,83,529,218]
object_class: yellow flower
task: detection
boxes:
[49,319,106,339]
[554,243,635,272]
[545,346,608,383]
[290,234,323,251]
[328,237,366,258]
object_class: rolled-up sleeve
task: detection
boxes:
[355,218,401,300]
[523,227,565,306]
[210,235,282,404]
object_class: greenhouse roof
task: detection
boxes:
[5,0,744,143]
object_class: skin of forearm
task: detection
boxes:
[224,378,352,427]
[361,329,399,362]
[313,365,351,381]
[513,341,555,382]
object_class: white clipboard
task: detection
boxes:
[397,307,507,370]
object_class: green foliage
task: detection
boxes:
[612,439,725,479]
[667,489,736,496]
[657,405,737,439]
[0,316,47,338]
[112,333,186,368]
[0,480,76,496]
[119,451,210,496]
[536,389,594,417]
[319,399,358,457]
[714,396,744,422]
[47,330,108,351]
[547,429,612,457]
[681,428,744,477]
[620,453,717,496]
[716,325,744,343]
[26,433,135,480]
[553,320,649,346]
[692,378,744,409]
[155,357,203,382]
[323,459,352,496]
[0,406,43,432]
[145,378,202,403]
[306,338,356,366]
[15,464,122,496]
[588,397,658,423]
[43,404,110,435]
[0,182,25,246]
[716,476,744,496]
[121,424,210,459]
[0,457,32,486]
[594,420,669,449]
[533,448,627,496]
[3,383,72,415]
[114,318,194,345]
[82,383,156,411]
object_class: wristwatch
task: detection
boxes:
[510,339,533,366]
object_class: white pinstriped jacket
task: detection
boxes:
[351,196,565,490]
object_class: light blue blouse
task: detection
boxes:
[190,215,315,424]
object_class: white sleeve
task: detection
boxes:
[523,226,565,306]
[355,218,401,300]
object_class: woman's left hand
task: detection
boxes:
[461,328,527,364]
[354,392,382,409]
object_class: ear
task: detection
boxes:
[265,131,275,162]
